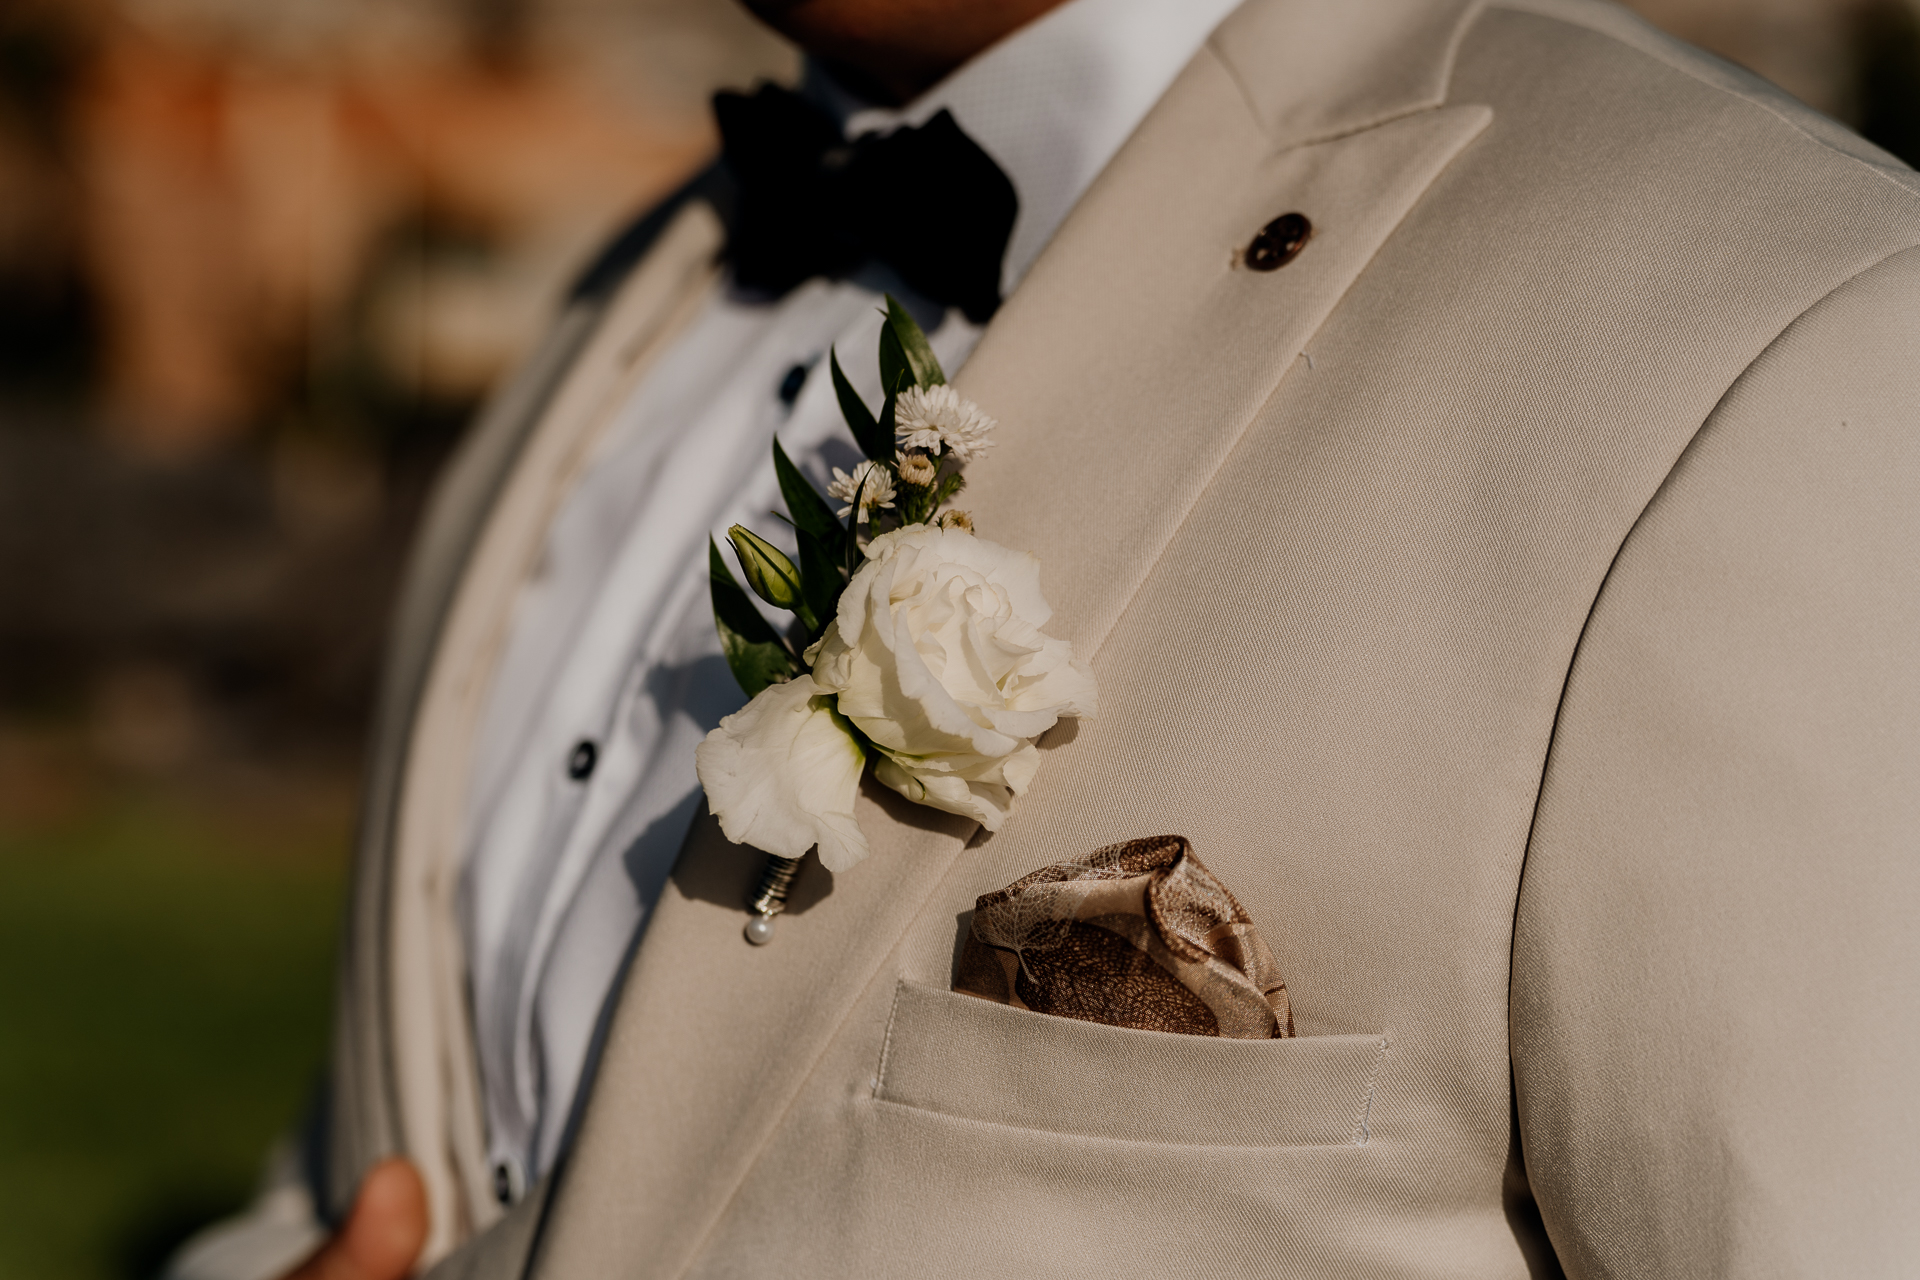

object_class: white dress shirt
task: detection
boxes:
[458,0,1244,1200]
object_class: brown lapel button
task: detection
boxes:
[1245,212,1312,271]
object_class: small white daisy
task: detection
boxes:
[895,450,937,487]
[894,385,996,464]
[827,459,897,524]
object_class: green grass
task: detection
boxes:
[0,771,348,1280]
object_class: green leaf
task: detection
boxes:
[845,466,880,578]
[873,306,921,465]
[796,525,844,636]
[884,294,945,387]
[772,439,845,547]
[829,350,891,462]
[877,384,900,461]
[709,538,797,698]
[877,321,911,405]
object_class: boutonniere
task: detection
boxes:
[695,298,1097,941]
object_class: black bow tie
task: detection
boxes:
[713,84,1019,324]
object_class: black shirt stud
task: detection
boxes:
[1245,212,1312,271]
[567,739,598,781]
[778,362,810,407]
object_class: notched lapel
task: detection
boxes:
[1211,0,1483,145]
[534,6,1492,1276]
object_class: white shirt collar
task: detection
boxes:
[823,0,1244,297]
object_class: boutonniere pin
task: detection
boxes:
[695,298,1098,943]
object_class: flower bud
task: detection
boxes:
[937,509,974,533]
[727,525,803,611]
[896,451,937,487]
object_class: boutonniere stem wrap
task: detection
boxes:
[695,298,1097,943]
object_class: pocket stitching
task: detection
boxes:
[873,977,908,1098]
[878,980,1391,1149]
[865,1094,1379,1152]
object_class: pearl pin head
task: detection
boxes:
[743,854,803,944]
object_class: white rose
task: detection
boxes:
[694,673,871,871]
[807,525,1097,830]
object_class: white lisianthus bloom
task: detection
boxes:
[806,525,1096,830]
[894,385,996,463]
[827,460,897,524]
[694,673,872,871]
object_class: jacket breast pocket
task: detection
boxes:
[874,981,1390,1148]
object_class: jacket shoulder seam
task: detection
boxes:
[1514,241,1920,954]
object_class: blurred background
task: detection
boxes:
[0,0,1913,1275]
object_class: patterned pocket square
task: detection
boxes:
[954,835,1293,1039]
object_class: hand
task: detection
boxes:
[283,1157,429,1280]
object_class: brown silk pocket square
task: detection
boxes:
[954,835,1293,1039]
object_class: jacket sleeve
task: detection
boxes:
[1513,244,1920,1278]
[161,1139,325,1280]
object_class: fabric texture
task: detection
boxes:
[305,0,1920,1276]
[520,4,1920,1276]
[956,835,1292,1038]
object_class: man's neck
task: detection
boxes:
[740,0,1075,104]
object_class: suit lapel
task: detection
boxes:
[534,2,1490,1275]
[344,173,735,1232]
[959,97,1492,662]
[383,200,727,1261]
[331,299,605,1220]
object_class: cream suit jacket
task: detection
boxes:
[323,0,1920,1275]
